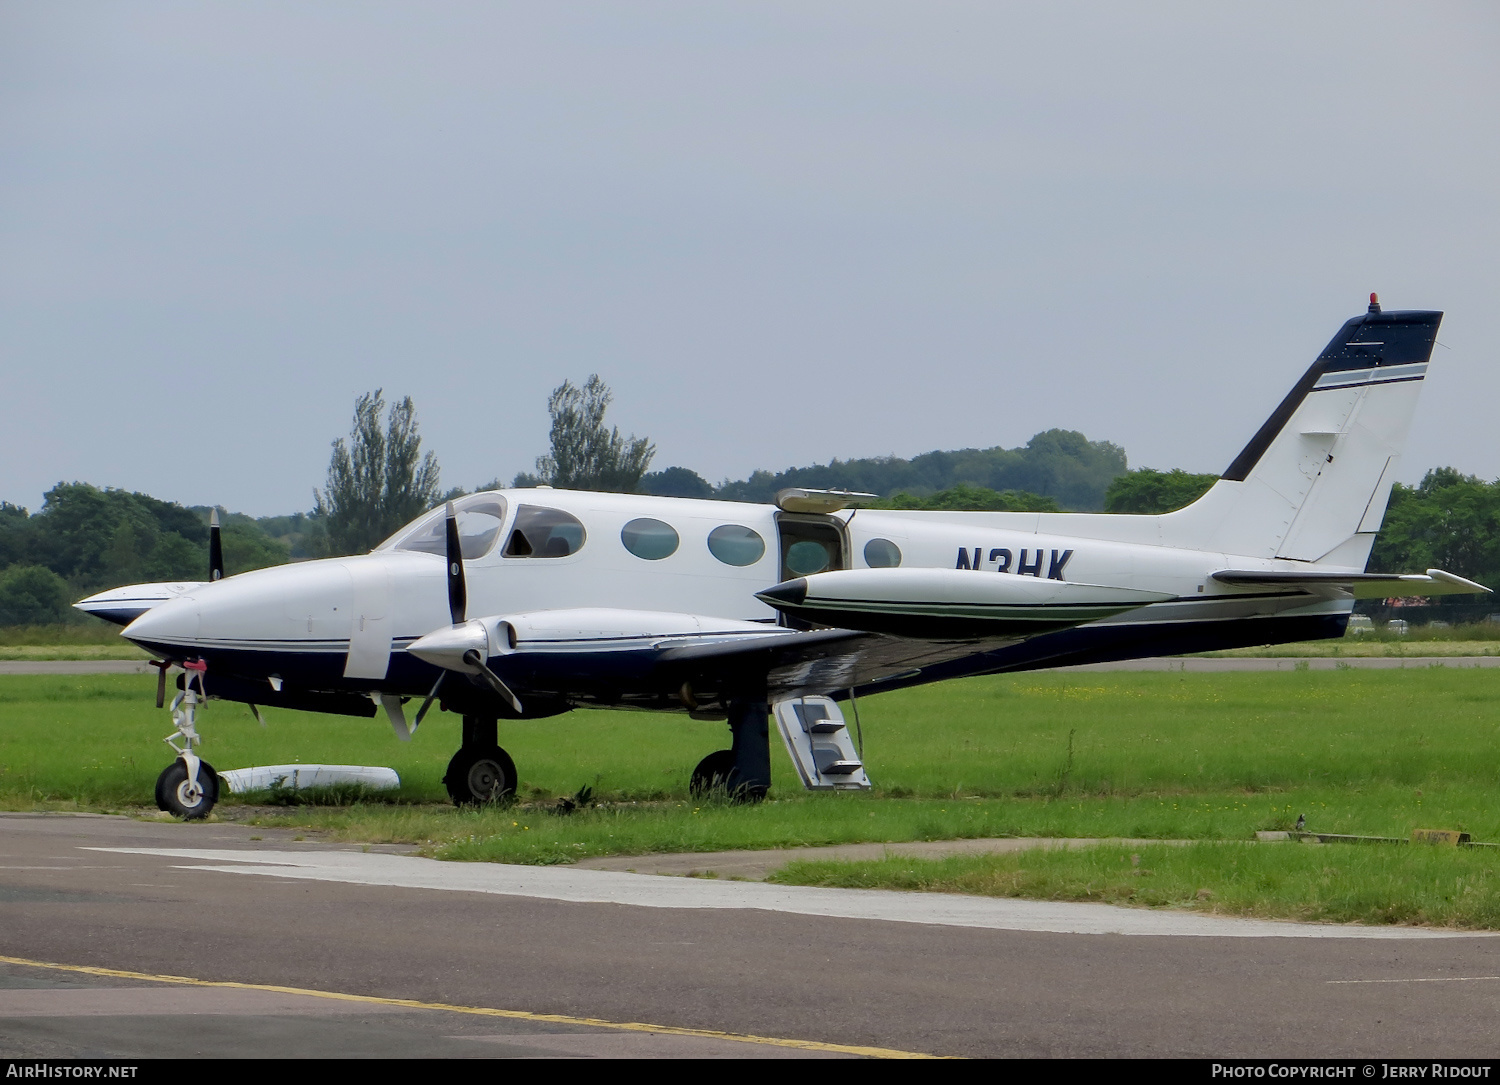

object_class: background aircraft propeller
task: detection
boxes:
[208,509,223,582]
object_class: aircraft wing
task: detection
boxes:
[655,626,1021,702]
[1210,568,1490,599]
[412,608,1018,707]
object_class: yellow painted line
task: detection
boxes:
[1328,975,1500,984]
[0,953,949,1059]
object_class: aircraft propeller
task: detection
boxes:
[208,509,223,582]
[411,501,523,727]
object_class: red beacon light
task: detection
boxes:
[1368,292,1381,314]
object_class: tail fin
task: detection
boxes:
[1163,299,1442,564]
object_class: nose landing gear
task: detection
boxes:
[155,660,219,820]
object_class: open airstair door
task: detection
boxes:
[775,513,849,630]
[773,696,870,791]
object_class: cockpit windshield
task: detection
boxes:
[380,495,508,560]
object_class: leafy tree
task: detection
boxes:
[639,466,714,499]
[247,511,325,561]
[0,502,33,568]
[315,390,442,556]
[1370,468,1500,588]
[0,565,72,624]
[26,482,207,584]
[1104,468,1219,514]
[534,375,655,492]
[0,486,292,604]
[712,430,1126,510]
[875,483,1060,513]
[1006,430,1128,510]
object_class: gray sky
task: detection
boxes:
[3,1,1497,517]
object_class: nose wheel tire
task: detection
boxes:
[155,759,219,820]
[444,745,517,806]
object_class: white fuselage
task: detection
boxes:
[117,486,1352,697]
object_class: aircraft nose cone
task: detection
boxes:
[122,595,202,649]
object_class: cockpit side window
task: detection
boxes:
[504,505,586,558]
[385,496,508,560]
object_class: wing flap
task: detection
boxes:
[658,625,1019,701]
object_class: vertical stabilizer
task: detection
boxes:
[1163,300,1441,563]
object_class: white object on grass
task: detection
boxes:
[218,765,400,794]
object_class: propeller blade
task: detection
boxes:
[462,648,523,715]
[445,501,466,625]
[412,672,445,730]
[208,509,224,582]
[151,659,169,708]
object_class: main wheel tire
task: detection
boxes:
[444,745,517,806]
[155,759,218,820]
[690,749,739,799]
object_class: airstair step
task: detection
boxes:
[792,702,845,733]
[772,696,872,792]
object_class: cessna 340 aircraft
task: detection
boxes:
[78,296,1489,818]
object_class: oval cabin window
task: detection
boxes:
[863,538,902,568]
[706,524,766,567]
[621,518,679,560]
[504,506,586,558]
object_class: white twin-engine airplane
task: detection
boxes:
[79,297,1488,818]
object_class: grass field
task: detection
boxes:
[769,842,1500,928]
[8,667,1500,925]
[1203,640,1500,657]
[3,667,1497,837]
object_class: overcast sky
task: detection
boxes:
[2,2,1497,517]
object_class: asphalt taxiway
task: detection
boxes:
[2,813,1499,1059]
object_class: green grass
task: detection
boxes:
[0,644,151,661]
[5,668,1500,846]
[10,664,1500,926]
[0,623,132,647]
[768,842,1500,929]
[1205,639,1500,657]
[1338,620,1500,642]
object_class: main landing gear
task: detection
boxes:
[444,715,517,806]
[689,698,771,803]
[155,660,219,820]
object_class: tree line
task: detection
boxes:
[3,375,1496,625]
[0,486,290,625]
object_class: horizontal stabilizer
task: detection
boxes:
[1211,568,1490,600]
